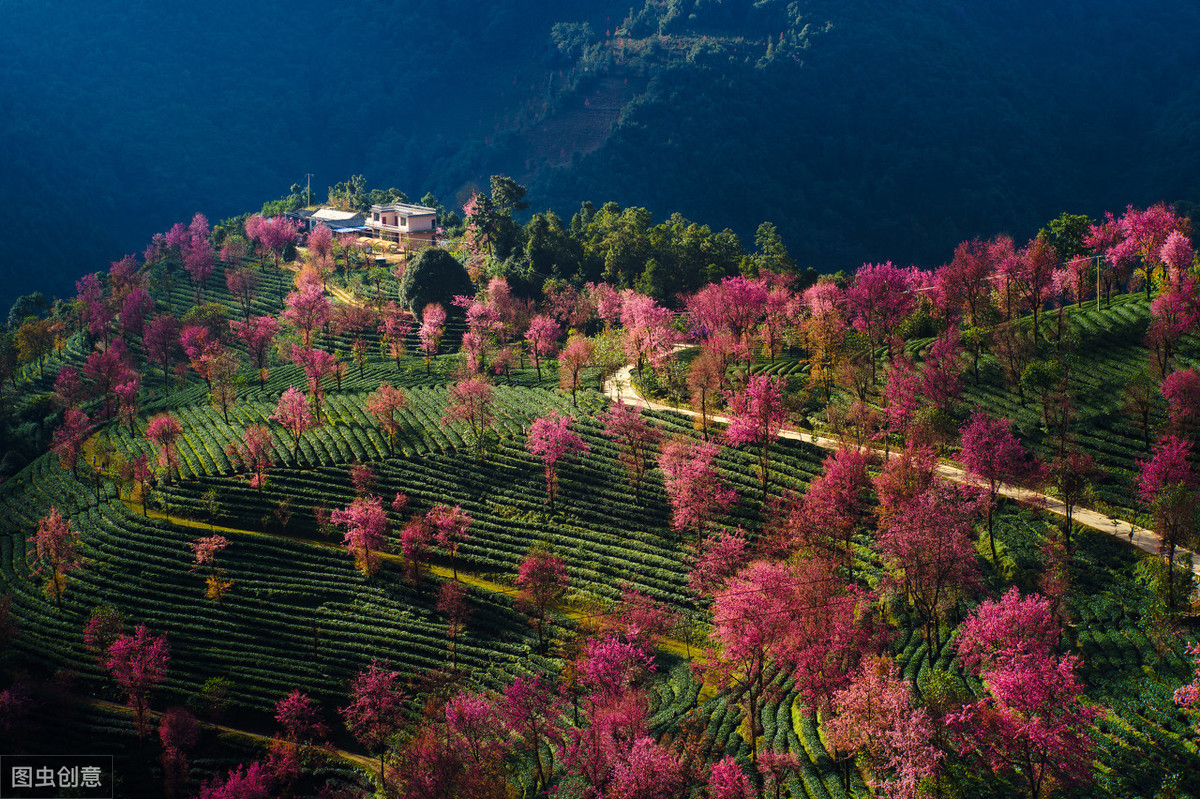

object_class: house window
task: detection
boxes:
[373,212,379,222]
[400,217,407,228]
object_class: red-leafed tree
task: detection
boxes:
[332,495,389,577]
[658,436,737,539]
[515,547,569,649]
[29,508,83,609]
[444,375,495,461]
[723,373,788,504]
[365,381,409,452]
[602,400,662,503]
[107,623,170,736]
[959,409,1030,564]
[339,660,407,790]
[948,588,1098,799]
[271,386,316,465]
[527,410,590,511]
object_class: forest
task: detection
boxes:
[1,179,1200,799]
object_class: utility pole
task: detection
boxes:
[305,173,313,207]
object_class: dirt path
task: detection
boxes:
[604,363,1200,588]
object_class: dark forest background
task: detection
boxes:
[2,0,1198,308]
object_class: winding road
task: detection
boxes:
[602,363,1200,588]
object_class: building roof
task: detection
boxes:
[312,208,366,223]
[369,203,437,217]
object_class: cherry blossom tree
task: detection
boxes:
[1137,434,1198,608]
[658,436,737,539]
[878,478,983,666]
[610,736,685,799]
[52,406,90,475]
[687,526,747,598]
[959,409,1030,564]
[427,503,472,579]
[527,410,591,511]
[436,581,472,671]
[107,623,170,736]
[1175,641,1200,735]
[29,508,83,609]
[500,674,563,790]
[275,689,329,753]
[248,214,299,271]
[418,302,447,373]
[339,660,407,790]
[1047,450,1101,549]
[147,412,184,484]
[281,284,330,348]
[526,314,560,379]
[948,588,1098,799]
[558,334,595,407]
[378,301,413,368]
[602,400,662,502]
[332,495,389,577]
[159,706,199,799]
[224,424,274,494]
[789,446,871,576]
[515,547,569,649]
[144,313,181,391]
[230,315,278,388]
[189,534,233,601]
[197,761,272,799]
[724,373,787,504]
[271,386,316,464]
[400,516,433,584]
[444,375,495,461]
[365,381,409,452]
[845,261,917,382]
[824,657,941,799]
[708,756,754,799]
[289,345,336,412]
[687,347,725,439]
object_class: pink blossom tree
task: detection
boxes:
[144,313,181,392]
[708,756,754,799]
[948,588,1098,799]
[602,400,662,503]
[147,412,184,484]
[29,508,83,609]
[332,495,389,577]
[959,409,1030,564]
[107,623,170,736]
[824,657,942,799]
[1137,434,1198,608]
[500,674,563,791]
[427,503,472,579]
[789,446,871,576]
[224,424,274,495]
[189,534,233,601]
[558,334,595,407]
[723,373,788,504]
[275,689,329,753]
[436,581,472,671]
[52,406,90,475]
[159,706,200,799]
[687,526,748,598]
[229,315,278,388]
[878,478,983,666]
[444,375,495,461]
[526,314,560,380]
[527,410,590,511]
[515,547,569,649]
[400,516,434,584]
[339,660,407,790]
[281,284,330,348]
[1175,641,1200,736]
[365,381,409,452]
[845,261,917,382]
[196,761,272,799]
[378,301,414,368]
[658,436,737,539]
[271,386,316,464]
[418,302,447,373]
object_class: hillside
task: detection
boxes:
[2,197,1200,798]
